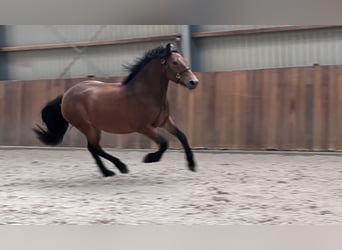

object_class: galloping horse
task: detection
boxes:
[34,43,199,177]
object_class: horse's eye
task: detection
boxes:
[172,61,178,65]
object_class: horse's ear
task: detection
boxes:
[166,43,172,56]
[166,43,178,57]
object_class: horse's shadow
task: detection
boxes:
[32,171,191,191]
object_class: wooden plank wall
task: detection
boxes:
[1,65,342,151]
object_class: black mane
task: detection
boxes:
[122,44,179,85]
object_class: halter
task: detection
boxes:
[175,67,191,80]
[161,58,191,83]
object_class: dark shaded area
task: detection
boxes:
[0,25,8,80]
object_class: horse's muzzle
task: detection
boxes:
[186,79,198,90]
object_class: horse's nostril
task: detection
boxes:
[189,80,198,86]
[188,80,198,89]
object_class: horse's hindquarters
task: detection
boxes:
[61,81,136,134]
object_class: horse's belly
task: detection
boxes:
[90,111,135,134]
[98,122,134,134]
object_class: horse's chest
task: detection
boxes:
[151,106,169,127]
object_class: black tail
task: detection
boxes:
[33,95,69,145]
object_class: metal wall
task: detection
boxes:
[3,25,180,80]
[0,26,8,80]
[194,27,342,72]
[2,25,342,80]
[4,25,179,45]
[6,41,181,80]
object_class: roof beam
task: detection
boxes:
[191,25,342,38]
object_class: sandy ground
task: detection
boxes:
[0,148,341,225]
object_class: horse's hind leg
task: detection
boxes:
[91,146,129,174]
[84,126,128,176]
[139,127,168,163]
[87,143,116,177]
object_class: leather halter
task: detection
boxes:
[161,58,191,83]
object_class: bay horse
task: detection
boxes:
[34,43,199,177]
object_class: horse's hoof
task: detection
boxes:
[103,170,115,177]
[188,161,196,172]
[119,166,129,174]
[143,153,161,163]
[116,161,129,174]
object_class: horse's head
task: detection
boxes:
[162,43,199,90]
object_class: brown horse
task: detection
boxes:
[34,43,199,177]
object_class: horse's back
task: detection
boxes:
[63,80,122,101]
[66,80,121,92]
[61,80,134,133]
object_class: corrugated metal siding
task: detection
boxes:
[7,40,181,80]
[4,26,342,80]
[195,27,342,72]
[5,25,181,80]
[5,25,180,46]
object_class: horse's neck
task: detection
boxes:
[129,60,169,104]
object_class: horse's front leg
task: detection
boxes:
[163,116,196,171]
[139,127,168,163]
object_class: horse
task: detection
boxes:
[33,43,199,177]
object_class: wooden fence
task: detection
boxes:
[1,65,342,151]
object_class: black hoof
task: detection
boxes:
[143,153,161,163]
[119,164,129,174]
[103,170,115,177]
[115,160,129,174]
[188,160,196,172]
